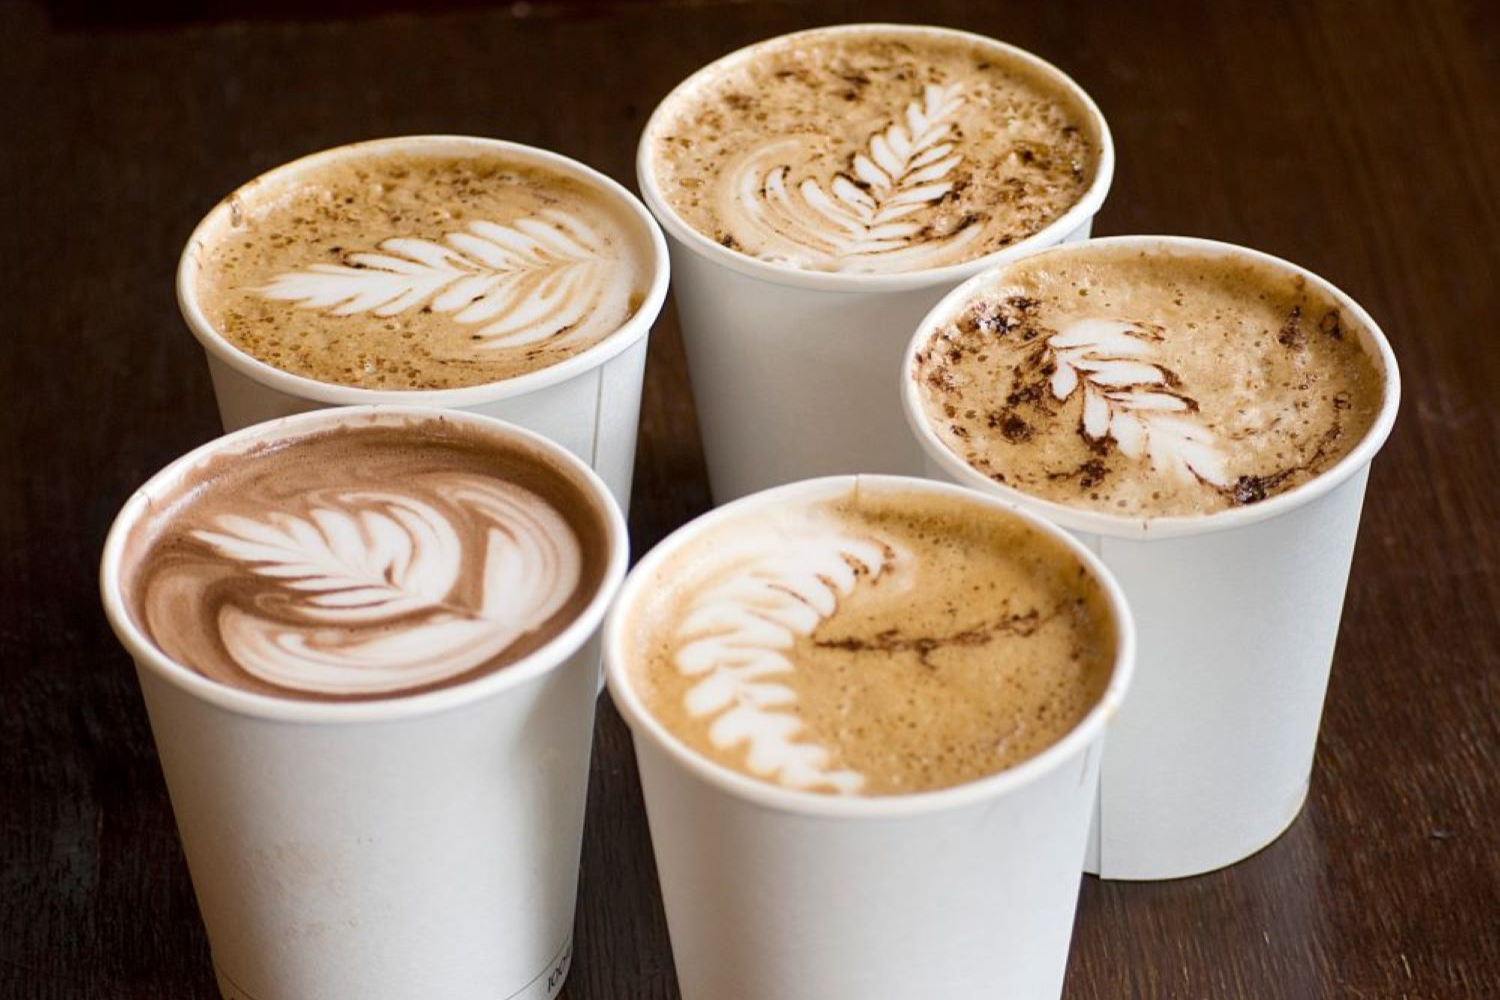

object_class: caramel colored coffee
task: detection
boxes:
[647,25,1101,273]
[912,244,1386,517]
[123,417,609,701]
[623,487,1116,796]
[193,147,653,389]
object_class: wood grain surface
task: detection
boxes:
[1,1,1496,997]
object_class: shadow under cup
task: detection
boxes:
[176,135,670,512]
[901,235,1403,880]
[98,406,629,1000]
[635,24,1116,504]
[605,475,1137,1000]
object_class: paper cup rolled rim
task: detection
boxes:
[604,473,1136,820]
[900,234,1403,541]
[99,405,630,725]
[634,22,1115,293]
[176,135,671,407]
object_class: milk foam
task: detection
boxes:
[254,208,633,353]
[724,83,981,271]
[128,422,602,700]
[913,245,1386,516]
[668,506,907,793]
[629,488,1116,796]
[1046,318,1230,487]
[649,28,1099,273]
[188,480,579,696]
[195,152,651,390]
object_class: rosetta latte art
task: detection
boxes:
[180,476,581,696]
[668,512,907,793]
[727,84,979,271]
[253,208,632,352]
[1045,318,1229,486]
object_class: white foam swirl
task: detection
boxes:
[668,508,910,793]
[253,207,633,351]
[724,83,980,272]
[191,477,581,695]
[1046,318,1229,486]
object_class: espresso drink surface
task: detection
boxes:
[124,419,608,700]
[913,245,1386,517]
[194,150,652,390]
[648,27,1100,273]
[625,488,1116,796]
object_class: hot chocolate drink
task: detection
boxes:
[911,243,1386,517]
[191,145,654,390]
[122,416,609,700]
[620,485,1117,795]
[645,25,1102,273]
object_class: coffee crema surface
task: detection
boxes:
[124,419,608,700]
[647,27,1099,273]
[912,245,1386,517]
[194,150,652,389]
[624,487,1116,795]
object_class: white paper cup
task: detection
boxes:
[901,236,1402,880]
[100,406,629,1000]
[177,136,670,512]
[606,475,1135,1000]
[636,24,1115,503]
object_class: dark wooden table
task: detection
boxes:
[3,0,1496,997]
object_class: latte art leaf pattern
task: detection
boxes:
[1046,319,1229,486]
[194,500,461,621]
[731,83,981,269]
[670,523,904,793]
[253,208,629,349]
[190,482,581,696]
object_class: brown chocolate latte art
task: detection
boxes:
[912,244,1386,517]
[622,487,1117,795]
[122,418,609,701]
[193,147,653,390]
[647,25,1101,273]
